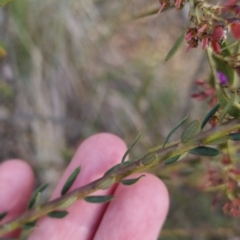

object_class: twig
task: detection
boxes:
[0,119,240,235]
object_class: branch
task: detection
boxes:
[0,119,240,235]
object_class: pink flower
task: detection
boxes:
[185,28,197,42]
[198,24,207,34]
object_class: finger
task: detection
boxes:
[93,173,169,240]
[0,160,34,238]
[29,133,127,240]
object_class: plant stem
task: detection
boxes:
[0,119,240,235]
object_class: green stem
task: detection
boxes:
[0,119,240,235]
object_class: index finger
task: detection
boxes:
[29,133,127,240]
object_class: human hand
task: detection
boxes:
[0,133,169,240]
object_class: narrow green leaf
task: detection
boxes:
[122,133,140,163]
[165,31,185,61]
[0,0,12,7]
[181,120,200,143]
[164,155,181,165]
[104,164,120,176]
[23,221,36,230]
[99,176,115,190]
[134,8,158,19]
[229,133,240,141]
[104,159,137,176]
[142,152,157,165]
[201,104,220,130]
[189,146,221,156]
[28,183,48,209]
[0,211,7,221]
[84,195,114,203]
[134,4,175,19]
[61,166,81,196]
[58,196,78,209]
[48,210,68,218]
[217,85,240,118]
[162,114,188,148]
[219,92,236,122]
[121,175,145,186]
[121,159,136,167]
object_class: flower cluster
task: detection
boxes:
[222,170,240,217]
[191,72,228,108]
[185,23,226,53]
[159,0,240,53]
[204,153,240,217]
[221,0,240,39]
[191,79,217,106]
[223,198,240,217]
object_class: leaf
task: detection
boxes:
[28,183,48,209]
[23,221,36,230]
[121,159,136,167]
[121,175,145,186]
[0,211,7,221]
[189,146,221,156]
[134,8,159,19]
[201,104,220,130]
[0,0,12,7]
[165,31,186,61]
[104,164,120,176]
[229,133,240,141]
[61,166,81,196]
[219,92,236,122]
[164,155,181,165]
[217,85,240,118]
[58,196,78,209]
[98,176,115,190]
[122,133,140,163]
[181,120,200,143]
[142,152,157,165]
[84,195,114,203]
[104,159,136,176]
[162,114,188,148]
[48,210,68,218]
[134,4,175,19]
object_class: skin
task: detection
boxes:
[0,133,169,240]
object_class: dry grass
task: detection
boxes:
[0,0,238,238]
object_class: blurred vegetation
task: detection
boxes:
[0,0,239,239]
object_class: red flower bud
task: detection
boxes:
[175,0,183,9]
[211,40,221,53]
[209,115,219,127]
[211,26,225,41]
[230,21,240,39]
[201,36,209,50]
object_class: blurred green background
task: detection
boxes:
[0,0,240,239]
